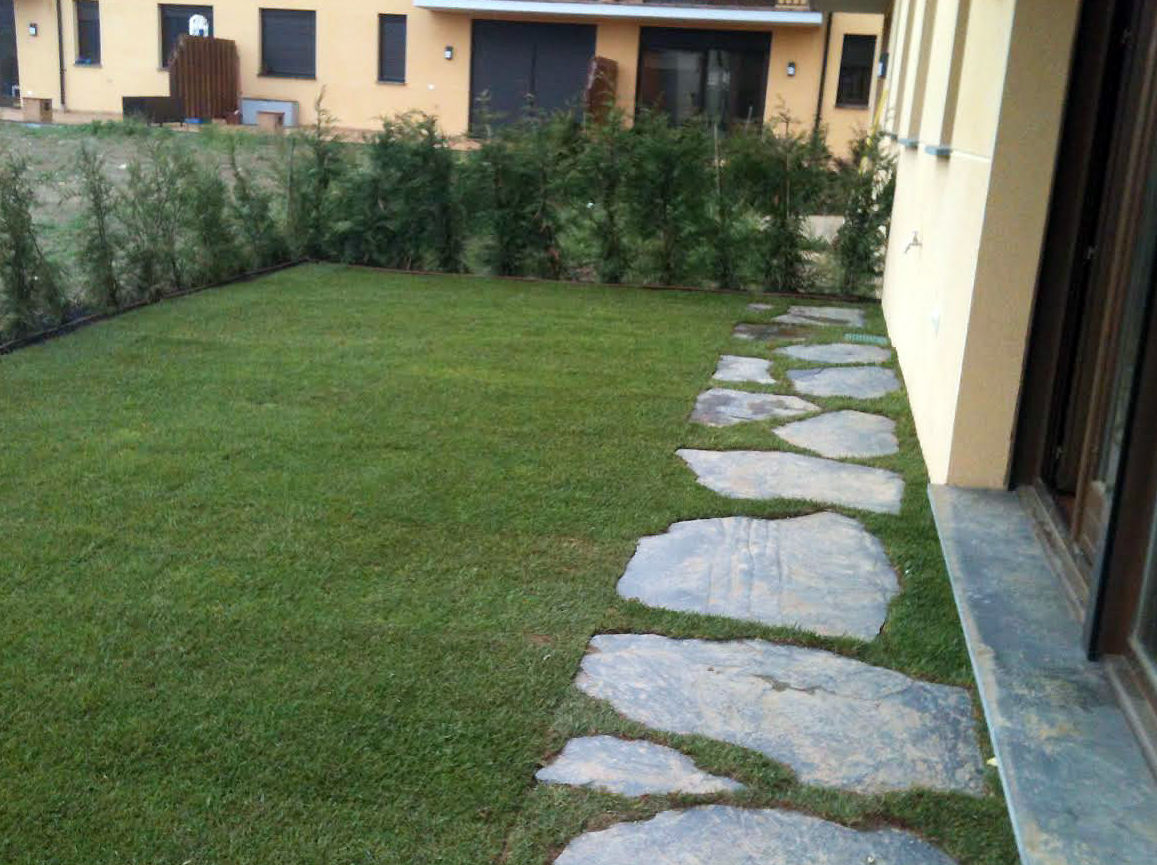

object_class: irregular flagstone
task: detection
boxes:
[677,449,904,514]
[747,302,774,312]
[712,355,776,385]
[691,389,818,427]
[773,305,866,328]
[773,410,899,459]
[789,365,901,399]
[732,323,807,342]
[776,342,892,365]
[535,736,743,796]
[555,805,958,865]
[576,634,987,795]
[617,513,897,639]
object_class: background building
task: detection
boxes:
[0,0,882,154]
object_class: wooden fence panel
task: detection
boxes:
[169,36,239,121]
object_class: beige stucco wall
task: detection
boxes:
[821,12,884,155]
[11,2,878,153]
[881,0,1081,486]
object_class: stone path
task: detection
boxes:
[773,410,898,459]
[712,355,776,385]
[774,305,866,328]
[536,736,743,796]
[678,449,904,513]
[776,342,891,364]
[577,635,986,795]
[788,365,902,399]
[555,806,958,865]
[537,303,976,863]
[732,322,807,342]
[690,389,818,427]
[617,514,897,638]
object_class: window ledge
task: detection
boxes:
[896,137,919,149]
[74,61,102,68]
[377,79,406,86]
[929,484,1157,865]
[258,73,317,81]
[924,144,952,158]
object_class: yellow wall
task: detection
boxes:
[820,12,884,155]
[880,0,1081,486]
[12,1,880,154]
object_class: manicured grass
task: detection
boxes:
[0,265,1014,864]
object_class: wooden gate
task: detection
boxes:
[169,36,239,121]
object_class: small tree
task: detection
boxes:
[834,130,896,296]
[287,92,346,259]
[74,143,122,309]
[182,157,246,286]
[0,154,65,337]
[727,110,830,293]
[332,112,461,272]
[229,141,291,269]
[572,109,632,284]
[622,111,712,286]
[118,140,188,300]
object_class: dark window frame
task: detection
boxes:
[159,4,213,68]
[75,0,101,65]
[835,33,877,109]
[634,27,770,128]
[378,14,406,83]
[259,8,317,79]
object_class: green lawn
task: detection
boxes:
[0,264,1014,864]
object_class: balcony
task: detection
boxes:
[411,0,824,27]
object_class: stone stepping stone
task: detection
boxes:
[617,513,897,639]
[691,389,818,427]
[776,342,891,365]
[555,805,958,865]
[747,302,774,312]
[712,355,775,385]
[789,365,901,399]
[536,736,743,796]
[774,305,866,328]
[678,449,904,514]
[773,410,899,459]
[576,634,986,795]
[732,323,807,342]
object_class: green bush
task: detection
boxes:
[287,94,346,259]
[0,153,65,337]
[182,156,247,287]
[118,140,188,300]
[74,143,123,310]
[834,130,896,296]
[622,111,712,286]
[332,112,461,272]
[464,112,576,278]
[229,141,291,270]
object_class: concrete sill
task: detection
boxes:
[929,485,1157,865]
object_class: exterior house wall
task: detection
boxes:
[10,2,881,155]
[880,0,1081,486]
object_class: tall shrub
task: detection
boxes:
[622,112,712,286]
[118,140,188,300]
[728,113,830,292]
[229,141,291,269]
[572,110,631,284]
[834,130,896,296]
[287,93,346,259]
[332,112,461,271]
[74,143,122,309]
[0,153,64,337]
[182,157,246,286]
[465,112,574,278]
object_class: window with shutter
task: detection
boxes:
[378,14,406,83]
[260,9,316,79]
